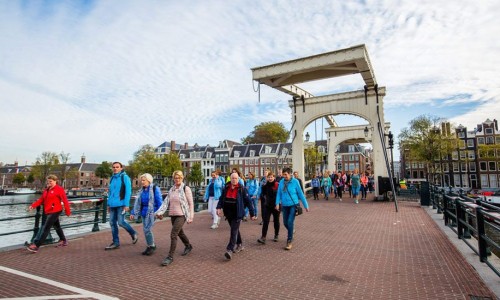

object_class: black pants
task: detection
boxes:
[35,212,66,247]
[226,217,242,252]
[312,187,319,199]
[261,205,280,238]
[169,216,191,257]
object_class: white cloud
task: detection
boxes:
[0,0,498,165]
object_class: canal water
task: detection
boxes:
[0,194,110,249]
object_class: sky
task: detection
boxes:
[0,0,499,166]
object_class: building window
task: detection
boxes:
[468,151,475,159]
[477,137,485,145]
[215,154,220,162]
[249,150,255,157]
[485,128,493,134]
[454,174,461,186]
[480,174,488,187]
[469,162,476,172]
[234,151,240,158]
[486,136,494,144]
[282,148,288,156]
[496,136,500,144]
[459,151,466,159]
[206,152,212,159]
[442,163,449,172]
[458,131,465,138]
[460,163,467,172]
[452,151,458,160]
[458,140,466,149]
[489,174,498,188]
[452,163,459,172]
[418,163,425,168]
[348,145,355,152]
[462,175,469,187]
[265,146,272,154]
[479,162,487,171]
[489,161,496,171]
[467,139,474,148]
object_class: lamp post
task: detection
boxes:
[364,126,369,137]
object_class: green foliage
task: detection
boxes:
[31,152,60,180]
[58,152,71,183]
[187,162,204,186]
[162,152,182,177]
[478,144,500,159]
[304,146,322,179]
[12,173,26,185]
[242,121,289,144]
[27,173,35,184]
[128,145,163,179]
[95,161,113,179]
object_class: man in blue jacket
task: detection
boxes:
[275,167,309,250]
[105,162,138,250]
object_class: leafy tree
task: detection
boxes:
[187,162,204,186]
[13,173,26,186]
[27,173,35,185]
[398,115,458,184]
[31,152,59,181]
[242,121,289,144]
[304,146,322,180]
[128,145,163,181]
[95,161,113,179]
[162,152,182,177]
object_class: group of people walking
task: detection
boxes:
[26,163,310,266]
[310,169,374,203]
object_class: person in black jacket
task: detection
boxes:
[216,172,256,260]
[257,172,281,244]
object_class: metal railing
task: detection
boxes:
[430,185,500,277]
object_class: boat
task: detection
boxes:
[6,188,37,195]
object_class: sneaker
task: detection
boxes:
[284,241,292,251]
[181,245,193,256]
[234,244,244,253]
[259,221,263,225]
[142,246,156,256]
[257,237,266,244]
[210,223,218,229]
[105,243,120,250]
[273,235,279,242]
[224,251,232,260]
[132,234,139,244]
[355,200,359,204]
[56,240,68,247]
[339,198,342,201]
[26,244,38,253]
[161,256,173,266]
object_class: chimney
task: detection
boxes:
[171,140,176,151]
[184,142,188,150]
[81,155,86,163]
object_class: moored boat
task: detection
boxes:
[6,188,37,195]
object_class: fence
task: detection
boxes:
[430,185,500,277]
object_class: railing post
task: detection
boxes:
[443,193,449,225]
[476,207,488,263]
[437,189,443,214]
[431,185,437,209]
[102,196,108,224]
[92,200,101,232]
[455,198,463,238]
[30,206,42,243]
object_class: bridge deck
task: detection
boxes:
[0,196,497,299]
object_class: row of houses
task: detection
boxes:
[1,138,373,189]
[400,118,500,189]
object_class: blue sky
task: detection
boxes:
[0,0,499,165]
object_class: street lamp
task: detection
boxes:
[305,132,310,142]
[385,131,394,179]
[364,126,369,137]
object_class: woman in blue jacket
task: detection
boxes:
[275,167,310,251]
[245,172,259,220]
[204,171,225,229]
[131,173,163,256]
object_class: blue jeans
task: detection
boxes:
[281,205,296,242]
[251,197,259,217]
[109,207,136,246]
[142,213,155,246]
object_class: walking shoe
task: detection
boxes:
[259,221,263,225]
[181,245,193,256]
[142,246,156,256]
[355,199,359,204]
[257,237,266,244]
[161,256,174,266]
[284,241,292,250]
[234,244,244,253]
[224,251,232,260]
[55,240,68,247]
[105,243,120,250]
[132,234,139,244]
[273,235,279,242]
[339,198,342,201]
[26,244,38,253]
[210,223,218,229]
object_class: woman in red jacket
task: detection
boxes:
[26,175,71,253]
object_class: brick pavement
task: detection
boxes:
[0,196,496,300]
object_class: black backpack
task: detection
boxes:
[110,173,126,200]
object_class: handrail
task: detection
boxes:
[430,184,500,277]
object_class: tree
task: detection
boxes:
[162,152,182,177]
[242,121,289,144]
[128,145,163,181]
[31,152,59,182]
[27,173,35,185]
[187,162,204,186]
[304,146,321,179]
[13,173,26,186]
[398,115,458,184]
[58,152,71,187]
[95,161,113,179]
